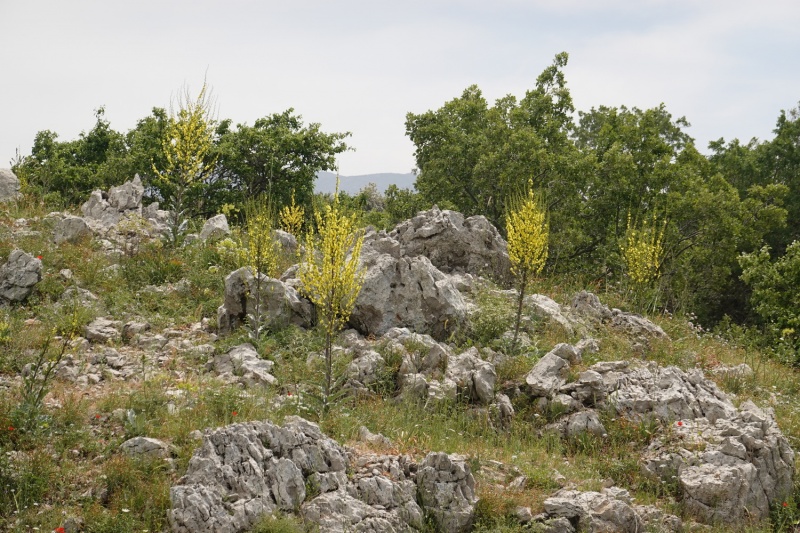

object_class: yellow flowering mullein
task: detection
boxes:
[239,196,277,339]
[506,183,549,350]
[298,183,365,412]
[153,82,217,244]
[280,191,305,237]
[621,211,666,286]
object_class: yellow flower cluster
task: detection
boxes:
[298,195,365,337]
[506,187,549,280]
[240,199,277,278]
[621,212,666,285]
[279,191,305,237]
[153,82,217,190]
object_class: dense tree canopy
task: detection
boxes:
[406,53,791,324]
[14,104,349,218]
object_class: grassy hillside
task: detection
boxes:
[0,194,798,533]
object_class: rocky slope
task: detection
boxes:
[0,172,796,532]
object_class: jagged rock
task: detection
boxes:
[570,291,613,324]
[542,487,645,532]
[417,452,477,533]
[169,417,470,533]
[711,363,754,379]
[551,361,794,525]
[0,250,42,304]
[358,426,393,447]
[84,318,122,344]
[570,291,667,340]
[525,294,575,335]
[350,250,467,340]
[122,320,151,341]
[108,177,145,211]
[217,268,312,335]
[561,410,606,438]
[82,176,143,228]
[525,343,580,397]
[347,350,386,390]
[273,229,299,256]
[209,343,276,387]
[445,347,496,404]
[390,206,511,280]
[120,437,174,458]
[53,215,92,244]
[199,214,230,242]
[0,168,21,202]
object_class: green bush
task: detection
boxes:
[740,241,800,363]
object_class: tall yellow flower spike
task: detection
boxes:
[505,183,549,350]
[279,191,305,237]
[621,211,666,285]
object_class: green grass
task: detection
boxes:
[0,192,798,532]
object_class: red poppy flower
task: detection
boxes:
[676,421,683,427]
[7,426,13,431]
[232,411,238,416]
[287,391,292,397]
[55,527,66,533]
[783,501,789,507]
[37,255,43,260]
[95,414,101,419]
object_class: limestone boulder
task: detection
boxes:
[390,206,510,280]
[445,347,496,404]
[199,214,230,242]
[349,248,468,340]
[548,360,795,525]
[541,488,651,533]
[525,343,580,397]
[217,267,312,335]
[53,215,92,244]
[0,250,42,304]
[0,168,21,202]
[417,452,477,533]
[168,417,471,533]
[209,343,276,388]
[120,437,174,459]
[570,291,667,340]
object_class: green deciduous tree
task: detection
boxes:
[215,109,350,215]
[740,241,800,363]
[406,53,585,233]
[13,108,127,205]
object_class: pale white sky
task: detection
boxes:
[2,0,799,176]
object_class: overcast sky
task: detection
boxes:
[2,0,799,176]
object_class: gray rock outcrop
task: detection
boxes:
[82,175,146,228]
[0,168,21,202]
[169,417,476,533]
[350,243,468,340]
[209,343,276,388]
[538,487,681,532]
[570,291,668,340]
[217,268,312,335]
[53,214,92,244]
[445,347,496,405]
[525,343,581,398]
[199,214,230,242]
[0,250,42,303]
[120,436,174,459]
[532,358,794,524]
[390,206,510,281]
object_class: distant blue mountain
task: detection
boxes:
[315,171,416,195]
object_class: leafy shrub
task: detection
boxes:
[740,241,800,363]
